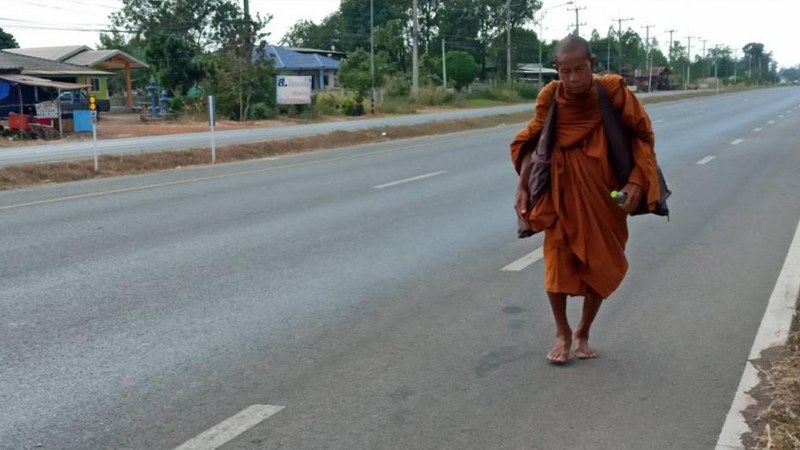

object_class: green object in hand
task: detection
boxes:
[611,190,627,207]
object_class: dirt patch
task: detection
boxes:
[0,112,531,190]
[742,297,800,450]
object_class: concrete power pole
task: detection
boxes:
[665,29,678,65]
[612,17,633,74]
[442,39,447,92]
[733,48,738,83]
[567,3,587,36]
[412,0,419,96]
[701,38,710,78]
[506,0,512,84]
[684,35,696,91]
[370,0,375,114]
[641,24,655,92]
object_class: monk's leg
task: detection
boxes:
[546,292,571,363]
[573,291,604,359]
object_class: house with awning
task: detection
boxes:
[259,45,339,90]
[2,45,149,110]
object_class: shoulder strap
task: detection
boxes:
[534,91,558,157]
[595,80,632,189]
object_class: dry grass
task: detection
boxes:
[750,330,800,450]
[0,112,532,190]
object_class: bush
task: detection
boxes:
[385,75,411,97]
[169,95,185,112]
[314,91,357,116]
[248,102,276,120]
[513,83,539,100]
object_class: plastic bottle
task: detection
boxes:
[610,190,627,207]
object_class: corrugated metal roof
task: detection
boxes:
[263,45,339,71]
[0,51,112,76]
[0,73,90,89]
[3,45,90,62]
[64,49,149,69]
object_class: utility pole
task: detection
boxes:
[412,0,419,96]
[733,48,738,83]
[607,27,612,72]
[665,29,677,66]
[506,0,512,84]
[612,17,633,74]
[714,45,720,94]
[369,0,375,115]
[641,24,655,92]
[442,39,447,92]
[701,38,710,78]
[684,35,696,91]
[538,14,545,89]
[243,0,252,59]
[567,3,587,36]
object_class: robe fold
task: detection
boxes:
[509,75,660,298]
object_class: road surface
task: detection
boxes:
[1,86,799,450]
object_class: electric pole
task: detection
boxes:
[369,0,375,115]
[612,17,633,74]
[665,29,678,66]
[567,3,587,36]
[507,0,512,84]
[607,27,612,73]
[538,14,545,89]
[684,35,696,91]
[412,0,419,96]
[442,39,447,92]
[733,48,738,83]
[243,0,252,60]
[641,24,655,92]
[701,38,710,78]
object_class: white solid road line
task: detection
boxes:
[696,156,716,165]
[502,247,544,272]
[372,171,447,189]
[173,404,285,450]
[752,128,762,132]
[768,120,775,124]
[715,214,800,450]
[731,139,744,145]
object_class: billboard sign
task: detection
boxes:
[276,76,312,105]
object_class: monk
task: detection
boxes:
[510,35,661,363]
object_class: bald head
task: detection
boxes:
[554,35,593,59]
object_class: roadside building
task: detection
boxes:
[258,45,339,91]
[3,45,149,110]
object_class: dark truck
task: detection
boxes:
[55,90,111,114]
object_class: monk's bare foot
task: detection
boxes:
[572,333,597,359]
[547,335,572,364]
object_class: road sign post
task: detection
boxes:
[208,95,216,163]
[90,102,99,171]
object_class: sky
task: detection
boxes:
[0,0,798,68]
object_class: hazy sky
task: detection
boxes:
[0,0,798,67]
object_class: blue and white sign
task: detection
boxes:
[276,76,312,105]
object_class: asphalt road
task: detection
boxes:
[0,88,708,168]
[1,86,800,450]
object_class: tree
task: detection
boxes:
[0,26,18,49]
[198,46,276,120]
[339,49,386,103]
[780,65,800,82]
[446,51,479,90]
[110,0,271,93]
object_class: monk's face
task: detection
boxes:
[556,49,596,95]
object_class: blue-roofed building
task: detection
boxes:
[259,45,339,91]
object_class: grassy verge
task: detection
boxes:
[0,86,781,191]
[0,112,531,190]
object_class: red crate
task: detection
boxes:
[9,112,30,131]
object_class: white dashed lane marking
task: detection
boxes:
[768,120,775,124]
[172,405,285,450]
[731,139,744,145]
[372,171,447,189]
[652,119,665,124]
[502,247,544,272]
[753,128,762,132]
[696,156,716,165]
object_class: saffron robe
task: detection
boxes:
[510,75,661,298]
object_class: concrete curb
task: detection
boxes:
[714,215,800,449]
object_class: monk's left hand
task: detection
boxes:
[620,183,643,214]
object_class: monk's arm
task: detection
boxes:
[509,82,557,174]
[609,76,661,208]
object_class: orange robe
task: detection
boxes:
[510,75,661,298]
